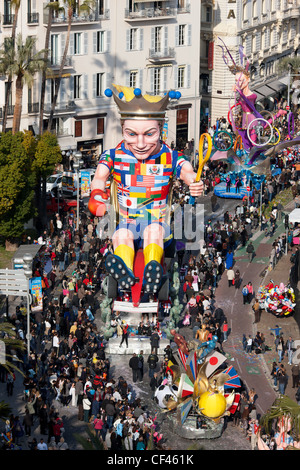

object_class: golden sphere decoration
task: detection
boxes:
[198,391,227,419]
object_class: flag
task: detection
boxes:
[177,397,193,425]
[186,351,198,381]
[225,393,241,414]
[222,366,241,389]
[177,373,194,399]
[204,351,226,377]
[117,183,130,196]
[177,349,188,370]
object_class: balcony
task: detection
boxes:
[50,56,73,69]
[125,7,176,21]
[177,4,191,14]
[43,7,109,25]
[148,47,175,61]
[2,14,15,26]
[27,12,39,24]
[43,101,76,116]
[28,102,39,114]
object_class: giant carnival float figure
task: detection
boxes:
[211,39,300,199]
[88,84,203,304]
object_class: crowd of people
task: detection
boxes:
[1,132,300,451]
[0,202,168,451]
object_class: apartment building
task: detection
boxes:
[0,0,201,158]
[202,0,299,125]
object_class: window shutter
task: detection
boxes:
[256,31,261,50]
[106,30,111,52]
[126,29,130,51]
[106,72,111,89]
[92,74,96,98]
[139,28,144,51]
[175,25,179,47]
[173,65,178,89]
[69,33,74,56]
[139,68,143,89]
[61,33,66,60]
[69,76,74,100]
[60,77,66,103]
[84,32,88,54]
[150,68,154,93]
[163,67,167,92]
[187,24,192,46]
[93,31,97,53]
[151,27,155,50]
[187,64,191,88]
[83,74,88,99]
[164,26,168,51]
[46,79,51,104]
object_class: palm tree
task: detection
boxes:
[0,35,48,135]
[46,0,95,132]
[2,0,21,133]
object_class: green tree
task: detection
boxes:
[0,35,48,135]
[32,131,62,225]
[0,131,37,249]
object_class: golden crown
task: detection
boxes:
[104,84,181,120]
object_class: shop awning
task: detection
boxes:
[265,77,288,92]
[254,84,275,98]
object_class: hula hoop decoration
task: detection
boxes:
[189,133,212,205]
[288,112,295,139]
[233,134,243,152]
[212,130,233,152]
[268,127,281,146]
[227,102,243,131]
[246,117,273,147]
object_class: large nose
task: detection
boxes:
[136,134,146,148]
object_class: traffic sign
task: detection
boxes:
[286,105,290,110]
[247,186,250,192]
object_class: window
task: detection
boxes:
[129,70,138,88]
[178,25,185,46]
[95,73,104,97]
[253,0,257,17]
[96,31,105,53]
[74,75,81,99]
[205,6,212,22]
[153,68,161,95]
[154,26,162,53]
[75,120,82,137]
[97,117,104,135]
[50,34,59,65]
[74,32,82,55]
[129,28,138,50]
[178,66,185,88]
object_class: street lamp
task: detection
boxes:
[22,253,33,357]
[73,151,83,230]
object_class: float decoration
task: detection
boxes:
[258,281,296,317]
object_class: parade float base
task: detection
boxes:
[167,412,224,439]
[105,334,169,355]
[214,182,253,199]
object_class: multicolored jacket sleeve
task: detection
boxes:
[173,151,189,178]
[98,150,115,173]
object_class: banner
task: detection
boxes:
[80,171,91,197]
[30,277,43,312]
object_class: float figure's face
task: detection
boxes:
[122,119,161,160]
[234,72,250,92]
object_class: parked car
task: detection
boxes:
[46,173,62,195]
